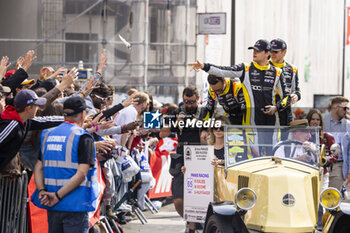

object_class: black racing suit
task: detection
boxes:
[270,60,301,126]
[201,78,246,125]
[203,61,290,126]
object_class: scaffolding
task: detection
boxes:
[0,0,197,102]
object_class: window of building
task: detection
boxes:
[65,33,98,62]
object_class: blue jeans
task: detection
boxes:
[47,210,89,233]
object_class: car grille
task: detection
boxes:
[238,175,249,189]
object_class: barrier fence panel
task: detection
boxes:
[0,171,29,233]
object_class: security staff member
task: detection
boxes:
[189,39,290,126]
[201,74,247,125]
[270,38,301,127]
[32,96,98,233]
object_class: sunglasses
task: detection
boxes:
[213,88,224,94]
[184,100,196,104]
[93,94,107,102]
[214,126,224,131]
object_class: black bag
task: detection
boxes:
[169,153,184,176]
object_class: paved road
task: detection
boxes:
[121,203,322,233]
[122,203,187,233]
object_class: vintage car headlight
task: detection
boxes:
[235,188,257,210]
[320,188,341,210]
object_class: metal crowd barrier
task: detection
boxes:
[0,171,29,233]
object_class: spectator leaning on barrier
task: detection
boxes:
[0,89,65,172]
[32,96,98,233]
[112,92,149,146]
[323,96,350,189]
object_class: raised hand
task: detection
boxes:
[98,120,115,130]
[95,139,116,154]
[22,50,37,71]
[187,60,204,72]
[15,56,24,70]
[97,50,107,74]
[55,68,78,93]
[79,76,99,98]
[51,67,68,79]
[0,56,11,79]
[121,121,141,133]
[122,92,139,107]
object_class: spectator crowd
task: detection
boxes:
[0,38,350,233]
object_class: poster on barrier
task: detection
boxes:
[148,149,173,199]
[184,145,214,223]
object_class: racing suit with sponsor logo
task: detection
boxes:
[201,78,248,125]
[270,60,300,126]
[202,62,289,126]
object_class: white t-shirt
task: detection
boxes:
[274,142,316,164]
[112,105,138,145]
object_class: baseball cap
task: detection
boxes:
[63,96,87,116]
[270,38,287,51]
[248,39,271,51]
[0,84,11,93]
[5,70,15,79]
[21,79,35,86]
[39,79,58,92]
[14,89,47,108]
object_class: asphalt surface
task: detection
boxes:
[122,203,188,233]
[121,203,322,233]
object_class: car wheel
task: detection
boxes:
[204,214,233,233]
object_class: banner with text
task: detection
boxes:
[184,145,214,223]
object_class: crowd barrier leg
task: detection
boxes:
[0,171,29,233]
[144,194,158,213]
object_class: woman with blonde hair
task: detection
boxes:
[208,115,231,166]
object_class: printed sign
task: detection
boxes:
[143,111,161,129]
[198,13,226,35]
[184,145,214,223]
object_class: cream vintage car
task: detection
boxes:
[203,125,338,233]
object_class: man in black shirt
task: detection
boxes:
[33,96,97,232]
[161,86,202,233]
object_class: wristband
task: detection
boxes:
[95,125,99,132]
[91,121,96,128]
[55,191,62,201]
[38,188,47,193]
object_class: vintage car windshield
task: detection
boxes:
[225,125,321,168]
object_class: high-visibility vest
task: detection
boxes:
[31,122,98,212]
